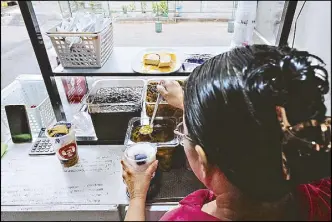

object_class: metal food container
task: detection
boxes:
[124,117,180,171]
[144,78,187,119]
[86,79,145,142]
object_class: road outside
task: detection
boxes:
[1,1,233,90]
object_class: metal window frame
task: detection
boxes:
[18,1,67,121]
[18,1,297,145]
[275,1,298,47]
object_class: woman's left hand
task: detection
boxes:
[121,159,158,201]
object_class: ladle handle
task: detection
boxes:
[150,93,162,127]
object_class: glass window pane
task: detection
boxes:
[30,1,242,74]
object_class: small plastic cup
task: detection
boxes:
[123,143,158,198]
[124,143,157,172]
[46,122,79,167]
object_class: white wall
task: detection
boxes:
[288,1,331,116]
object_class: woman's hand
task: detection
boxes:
[121,159,158,201]
[157,80,184,110]
[122,159,158,221]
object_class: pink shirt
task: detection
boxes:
[159,178,331,221]
[160,189,219,221]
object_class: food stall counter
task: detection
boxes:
[1,142,202,221]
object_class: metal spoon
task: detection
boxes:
[139,93,162,135]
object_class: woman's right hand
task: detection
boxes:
[157,80,184,110]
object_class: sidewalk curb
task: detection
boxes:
[116,17,230,23]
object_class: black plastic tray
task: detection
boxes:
[147,146,205,203]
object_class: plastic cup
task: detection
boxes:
[46,122,79,167]
[124,143,157,172]
[123,143,158,198]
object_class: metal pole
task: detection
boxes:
[275,1,298,47]
[18,1,66,121]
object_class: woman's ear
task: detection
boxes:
[195,145,209,179]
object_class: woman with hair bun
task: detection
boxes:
[122,45,331,221]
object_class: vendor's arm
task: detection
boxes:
[157,80,184,110]
[121,159,158,221]
[125,198,146,221]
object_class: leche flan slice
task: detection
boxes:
[158,53,172,68]
[144,53,160,66]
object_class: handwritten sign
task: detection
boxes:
[1,145,128,206]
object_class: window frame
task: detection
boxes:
[18,1,297,144]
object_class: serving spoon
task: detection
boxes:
[139,92,163,135]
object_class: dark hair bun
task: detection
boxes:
[245,46,329,124]
[244,46,331,185]
[281,116,331,184]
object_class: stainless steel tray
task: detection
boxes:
[84,78,146,113]
[124,117,179,148]
[144,78,187,118]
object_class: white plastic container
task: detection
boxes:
[231,1,257,47]
[1,79,55,134]
[46,19,113,68]
[235,10,256,24]
[231,21,255,47]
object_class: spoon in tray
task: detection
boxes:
[139,92,163,135]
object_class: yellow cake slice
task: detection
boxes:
[144,53,160,66]
[158,53,172,68]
